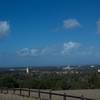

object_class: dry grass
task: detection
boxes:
[0,94,39,100]
[0,89,100,100]
[52,89,100,100]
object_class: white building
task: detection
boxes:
[90,65,95,68]
[63,65,72,70]
[98,69,100,73]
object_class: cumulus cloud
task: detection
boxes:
[63,19,80,29]
[96,19,100,34]
[0,21,10,38]
[62,42,80,54]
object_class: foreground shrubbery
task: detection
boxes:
[0,72,100,90]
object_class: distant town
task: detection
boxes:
[0,64,100,75]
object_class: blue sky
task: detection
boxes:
[0,0,100,67]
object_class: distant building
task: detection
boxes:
[63,65,71,70]
[98,69,100,73]
[90,65,95,68]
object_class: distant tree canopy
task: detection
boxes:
[0,72,100,90]
[0,76,18,88]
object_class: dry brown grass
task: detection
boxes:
[0,89,100,100]
[52,89,100,100]
[0,94,39,100]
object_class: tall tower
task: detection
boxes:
[26,67,29,74]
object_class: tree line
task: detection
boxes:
[0,72,100,90]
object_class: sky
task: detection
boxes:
[0,0,100,67]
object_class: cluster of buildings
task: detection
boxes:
[0,64,100,75]
[22,65,100,75]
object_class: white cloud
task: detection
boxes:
[63,19,80,29]
[17,47,58,56]
[30,49,39,56]
[17,48,30,56]
[17,43,100,58]
[62,41,80,54]
[41,47,55,55]
[17,48,40,56]
[0,21,10,38]
[96,19,100,33]
[17,42,81,56]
